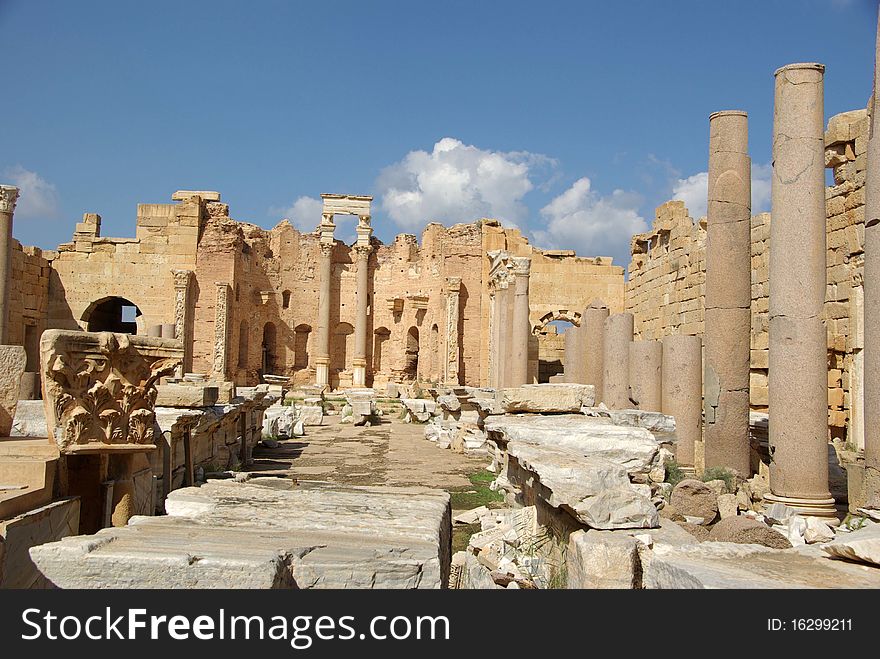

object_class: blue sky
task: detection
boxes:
[1,0,877,267]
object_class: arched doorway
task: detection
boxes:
[293,323,311,370]
[332,322,354,373]
[82,297,142,334]
[373,327,391,374]
[404,326,419,380]
[262,323,277,375]
[533,310,582,383]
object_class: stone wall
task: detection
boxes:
[7,241,51,370]
[625,107,869,448]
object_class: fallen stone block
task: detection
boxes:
[644,541,880,589]
[486,414,661,475]
[155,383,219,408]
[30,480,451,589]
[566,529,640,589]
[499,383,595,414]
[670,479,718,525]
[823,521,880,566]
[453,506,489,525]
[708,516,792,549]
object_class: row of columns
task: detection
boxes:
[488,253,532,388]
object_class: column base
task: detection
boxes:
[315,363,329,387]
[763,493,840,525]
[352,364,366,388]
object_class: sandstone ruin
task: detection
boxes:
[2,15,880,591]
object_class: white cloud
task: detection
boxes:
[1,165,59,219]
[273,195,323,231]
[377,137,555,229]
[670,163,773,220]
[531,177,648,263]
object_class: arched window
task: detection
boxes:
[404,326,419,380]
[282,290,291,309]
[294,324,311,369]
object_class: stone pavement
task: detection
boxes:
[249,416,483,490]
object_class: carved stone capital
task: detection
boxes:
[319,242,335,258]
[40,330,182,454]
[172,269,193,289]
[354,243,372,261]
[0,185,20,214]
[511,256,532,276]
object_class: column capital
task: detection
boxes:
[172,269,193,289]
[0,185,20,213]
[319,241,334,258]
[511,256,531,276]
[353,243,372,261]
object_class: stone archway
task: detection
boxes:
[81,296,142,334]
[533,309,582,383]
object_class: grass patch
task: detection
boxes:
[448,470,504,510]
[701,466,736,493]
[452,522,481,553]
[664,459,685,487]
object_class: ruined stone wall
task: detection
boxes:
[625,108,869,447]
[481,220,626,384]
[7,241,51,369]
[47,198,203,337]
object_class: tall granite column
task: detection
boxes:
[662,334,703,467]
[0,185,19,344]
[509,257,531,386]
[315,214,335,388]
[864,12,880,500]
[766,63,837,519]
[629,339,662,411]
[703,110,752,475]
[602,312,633,408]
[582,302,609,396]
[352,218,372,388]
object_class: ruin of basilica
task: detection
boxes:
[2,16,880,591]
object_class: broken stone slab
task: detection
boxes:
[0,345,27,436]
[717,493,739,519]
[587,407,676,434]
[262,402,302,438]
[29,480,452,589]
[822,521,880,566]
[566,529,640,589]
[644,541,880,589]
[670,479,718,525]
[764,501,797,525]
[453,506,489,525]
[506,440,658,529]
[436,394,461,412]
[804,517,836,545]
[299,405,323,426]
[485,414,661,475]
[155,383,219,408]
[708,516,792,549]
[458,551,502,589]
[10,400,48,438]
[499,383,595,414]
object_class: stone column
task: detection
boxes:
[0,185,19,345]
[509,257,531,386]
[352,237,371,388]
[703,110,752,475]
[766,63,836,520]
[172,269,193,377]
[662,334,703,467]
[564,325,578,382]
[629,339,662,411]
[864,12,880,500]
[602,312,633,409]
[445,276,462,385]
[315,214,335,388]
[582,303,609,395]
[212,282,230,379]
